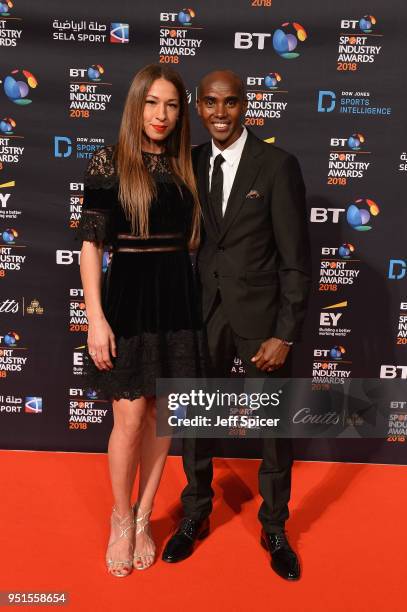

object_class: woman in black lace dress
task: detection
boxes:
[78,65,205,577]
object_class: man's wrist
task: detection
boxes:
[280,339,294,347]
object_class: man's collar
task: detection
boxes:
[210,126,248,167]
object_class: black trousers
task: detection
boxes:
[181,294,293,533]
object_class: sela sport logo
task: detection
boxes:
[110,23,129,44]
[24,396,43,413]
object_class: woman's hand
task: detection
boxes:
[87,317,117,370]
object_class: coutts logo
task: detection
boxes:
[292,407,341,425]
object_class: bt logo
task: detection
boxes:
[330,133,365,150]
[273,22,307,58]
[2,228,18,243]
[340,15,377,33]
[235,32,271,50]
[346,198,379,231]
[235,22,307,58]
[70,66,105,81]
[321,244,355,259]
[380,365,407,379]
[70,182,84,191]
[313,346,346,360]
[70,388,98,399]
[1,331,19,346]
[310,208,345,223]
[56,250,81,265]
[247,73,282,89]
[3,69,38,105]
[160,9,196,24]
[0,117,16,135]
[0,1,13,17]
[70,288,84,297]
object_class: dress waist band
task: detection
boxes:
[114,233,187,253]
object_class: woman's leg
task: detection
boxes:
[134,399,172,568]
[106,397,148,575]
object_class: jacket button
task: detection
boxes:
[213,271,219,279]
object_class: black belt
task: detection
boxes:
[114,233,187,253]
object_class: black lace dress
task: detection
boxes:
[78,145,207,400]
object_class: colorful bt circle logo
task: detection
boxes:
[0,117,16,134]
[87,64,104,82]
[3,69,38,105]
[178,8,195,25]
[273,22,307,59]
[346,198,380,231]
[330,345,345,360]
[2,228,18,243]
[338,243,355,259]
[4,331,19,347]
[359,15,376,33]
[86,389,98,400]
[347,133,364,150]
[0,1,13,17]
[264,72,282,90]
[102,250,111,273]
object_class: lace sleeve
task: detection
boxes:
[77,208,111,245]
[77,145,117,245]
[84,145,117,189]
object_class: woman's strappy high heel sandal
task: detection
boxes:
[133,503,156,570]
[106,507,135,577]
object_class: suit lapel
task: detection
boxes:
[219,132,263,241]
[196,142,220,236]
[196,143,210,205]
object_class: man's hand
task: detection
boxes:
[251,337,290,372]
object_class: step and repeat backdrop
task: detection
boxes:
[0,0,406,463]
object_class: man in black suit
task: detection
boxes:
[162,70,311,580]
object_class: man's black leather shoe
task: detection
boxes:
[261,529,300,580]
[162,517,210,563]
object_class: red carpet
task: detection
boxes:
[0,450,405,612]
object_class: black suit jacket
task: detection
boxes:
[193,129,311,341]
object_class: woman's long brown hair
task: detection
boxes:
[116,64,200,248]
